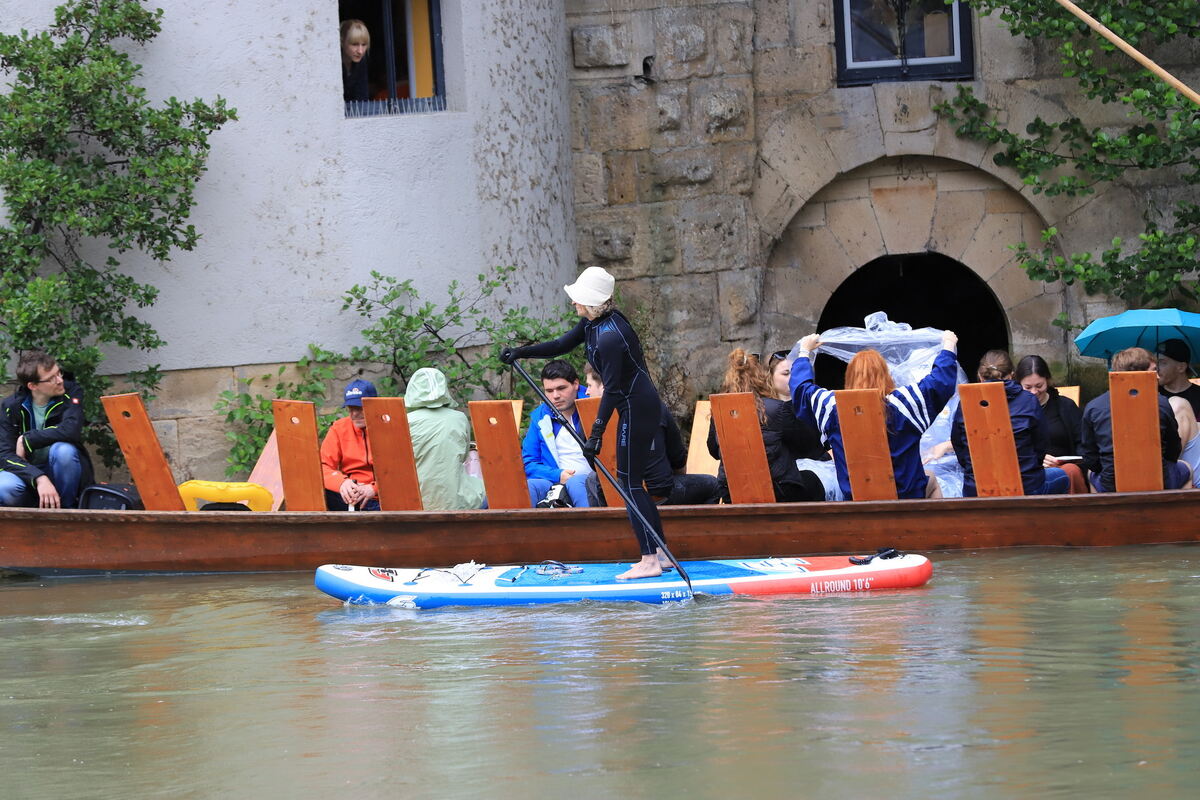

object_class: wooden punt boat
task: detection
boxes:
[3,489,1199,576]
[3,375,1195,577]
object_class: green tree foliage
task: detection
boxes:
[215,266,575,476]
[939,1,1200,315]
[0,0,234,463]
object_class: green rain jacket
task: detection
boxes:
[405,368,486,510]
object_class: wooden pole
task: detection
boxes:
[1052,0,1200,107]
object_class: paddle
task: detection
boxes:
[508,359,693,591]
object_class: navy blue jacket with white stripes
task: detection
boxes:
[790,349,959,500]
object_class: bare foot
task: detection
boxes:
[616,562,664,580]
[655,548,675,571]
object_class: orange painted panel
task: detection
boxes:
[468,400,529,509]
[834,389,898,501]
[958,382,1024,497]
[710,393,774,504]
[1058,385,1080,405]
[408,0,435,98]
[101,393,185,511]
[576,396,624,508]
[1110,371,1163,492]
[686,400,721,477]
[247,430,284,511]
[271,400,327,511]
[362,397,423,511]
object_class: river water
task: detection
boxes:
[2,545,1198,798]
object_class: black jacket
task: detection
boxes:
[1080,391,1181,493]
[708,396,828,502]
[0,381,94,488]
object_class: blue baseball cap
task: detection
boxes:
[343,379,377,407]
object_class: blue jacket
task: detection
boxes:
[950,379,1049,497]
[521,388,590,483]
[790,349,959,500]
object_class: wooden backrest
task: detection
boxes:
[958,382,1024,497]
[270,400,327,511]
[686,399,721,477]
[361,397,423,511]
[247,430,284,511]
[101,393,185,511]
[709,393,775,504]
[1110,371,1163,492]
[833,389,898,501]
[510,399,524,428]
[468,400,529,509]
[576,396,624,508]
[1058,385,1080,405]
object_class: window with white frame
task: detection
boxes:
[834,0,974,86]
[338,0,446,117]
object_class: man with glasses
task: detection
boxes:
[1,349,93,508]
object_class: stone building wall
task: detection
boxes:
[565,0,1200,406]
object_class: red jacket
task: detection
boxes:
[320,416,375,492]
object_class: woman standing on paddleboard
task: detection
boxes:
[500,266,669,581]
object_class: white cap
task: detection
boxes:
[564,266,615,306]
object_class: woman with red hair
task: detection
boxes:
[789,330,959,500]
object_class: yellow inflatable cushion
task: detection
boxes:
[177,480,274,512]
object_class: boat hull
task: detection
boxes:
[3,489,1199,576]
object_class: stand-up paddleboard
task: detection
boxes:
[315,552,933,609]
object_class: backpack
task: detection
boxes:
[79,483,143,511]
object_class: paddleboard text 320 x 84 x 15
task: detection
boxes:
[314,554,934,609]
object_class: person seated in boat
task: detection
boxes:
[790,330,959,500]
[321,379,380,511]
[0,349,93,509]
[707,348,827,503]
[1155,339,1200,420]
[1014,354,1088,494]
[951,350,1070,497]
[522,359,593,508]
[1080,347,1189,492]
[405,367,486,510]
[583,363,719,506]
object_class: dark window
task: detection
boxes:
[338,0,446,117]
[834,0,974,87]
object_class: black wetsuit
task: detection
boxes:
[514,310,666,556]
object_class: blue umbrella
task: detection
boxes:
[1074,308,1200,361]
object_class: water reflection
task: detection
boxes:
[1,546,1199,797]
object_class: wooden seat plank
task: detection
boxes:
[1058,385,1081,406]
[1110,371,1164,492]
[710,392,775,504]
[686,399,721,477]
[834,389,898,501]
[247,430,284,511]
[576,397,624,508]
[468,400,529,509]
[101,393,185,511]
[958,382,1024,497]
[362,397,423,511]
[271,400,327,511]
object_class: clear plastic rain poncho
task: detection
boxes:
[787,311,968,498]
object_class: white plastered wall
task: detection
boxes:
[0,0,576,373]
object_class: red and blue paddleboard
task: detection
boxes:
[314,553,933,609]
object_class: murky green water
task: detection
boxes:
[2,546,1199,798]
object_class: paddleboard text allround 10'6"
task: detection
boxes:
[314,552,933,609]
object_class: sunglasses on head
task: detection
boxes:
[767,350,789,364]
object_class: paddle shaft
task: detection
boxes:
[509,359,692,590]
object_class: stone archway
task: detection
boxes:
[760,156,1067,371]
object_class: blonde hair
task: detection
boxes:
[976,349,1014,382]
[1112,347,1154,372]
[720,348,774,423]
[340,19,370,69]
